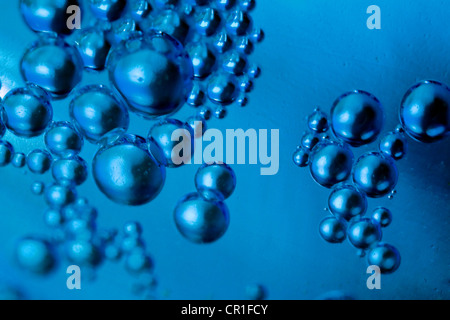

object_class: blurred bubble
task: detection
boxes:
[367,243,401,274]
[152,10,190,44]
[26,149,52,174]
[239,0,255,11]
[400,80,450,143]
[195,7,221,36]
[31,181,45,195]
[319,216,347,243]
[226,10,252,36]
[45,183,77,208]
[11,152,26,168]
[0,141,14,167]
[328,184,367,221]
[123,221,143,238]
[207,72,239,105]
[187,42,216,78]
[174,192,230,244]
[371,207,393,228]
[195,163,236,201]
[131,0,152,21]
[245,284,266,300]
[66,240,102,266]
[45,121,83,158]
[331,90,384,147]
[43,208,64,228]
[213,32,232,54]
[51,156,88,186]
[16,237,55,274]
[347,218,382,250]
[125,248,153,274]
[187,82,206,107]
[222,50,247,76]
[379,131,408,160]
[89,0,127,21]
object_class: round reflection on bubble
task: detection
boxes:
[226,10,252,36]
[301,132,321,151]
[45,121,83,158]
[11,153,26,168]
[347,218,382,250]
[195,163,236,201]
[367,243,401,274]
[319,216,347,243]
[331,90,384,147]
[400,80,450,143]
[174,192,230,244]
[328,184,367,221]
[195,7,221,36]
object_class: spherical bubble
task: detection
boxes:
[367,243,401,274]
[187,42,217,78]
[222,50,248,75]
[301,132,321,151]
[328,184,367,221]
[236,94,248,107]
[352,152,398,198]
[195,163,236,201]
[195,7,221,36]
[19,0,79,36]
[250,27,264,43]
[245,284,267,300]
[123,221,143,238]
[174,192,230,244]
[45,183,77,208]
[44,121,83,158]
[21,38,83,97]
[319,216,347,243]
[371,207,393,228]
[247,64,260,78]
[1,85,53,137]
[216,0,236,11]
[347,218,382,250]
[51,156,88,186]
[239,0,255,11]
[239,75,253,93]
[213,32,232,54]
[75,27,111,70]
[308,108,329,133]
[31,181,45,195]
[0,285,24,300]
[69,85,129,144]
[331,90,384,147]
[187,82,206,107]
[214,106,227,119]
[131,0,152,21]
[125,248,153,274]
[89,0,126,21]
[400,80,450,143]
[198,106,212,120]
[379,131,408,160]
[186,0,210,5]
[104,244,122,261]
[207,72,239,105]
[107,32,193,119]
[152,11,190,44]
[66,240,102,266]
[15,237,55,274]
[226,10,252,36]
[292,147,309,167]
[26,149,52,174]
[309,141,354,188]
[93,134,166,205]
[147,119,194,168]
[236,37,254,55]
[186,115,207,138]
[64,218,96,241]
[0,141,14,167]
[44,208,64,228]
[11,153,26,168]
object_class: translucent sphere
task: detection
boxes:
[45,183,77,208]
[214,32,232,53]
[19,0,79,36]
[207,72,239,105]
[45,121,83,158]
[379,131,408,160]
[93,134,166,205]
[15,237,55,274]
[1,85,52,137]
[187,82,206,107]
[352,152,398,198]
[107,33,193,119]
[367,243,401,274]
[89,0,127,21]
[222,50,248,76]
[75,27,111,70]
[328,184,367,221]
[245,284,267,300]
[319,216,347,243]
[347,218,382,250]
[174,192,230,244]
[152,10,190,44]
[239,0,255,11]
[331,90,384,147]
[125,248,153,274]
[292,147,309,167]
[186,42,217,78]
[131,0,152,21]
[31,181,45,195]
[52,156,88,186]
[123,221,143,238]
[371,207,393,228]
[0,141,14,167]
[21,38,83,97]
[309,141,354,188]
[147,119,194,168]
[400,80,450,143]
[43,208,64,228]
[26,149,52,174]
[236,37,254,55]
[66,240,102,266]
[216,0,236,11]
[195,8,221,36]
[11,152,26,168]
[69,85,129,144]
[195,163,236,201]
[226,10,252,36]
[301,132,321,151]
[308,108,329,133]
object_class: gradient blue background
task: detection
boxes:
[0,0,449,299]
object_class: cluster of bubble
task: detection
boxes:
[292,81,450,275]
[0,0,264,298]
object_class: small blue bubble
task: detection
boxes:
[45,121,83,158]
[319,216,347,243]
[89,0,127,21]
[16,237,56,274]
[195,163,236,201]
[0,141,14,167]
[26,149,52,174]
[347,218,382,250]
[328,184,367,221]
[367,243,401,274]
[371,207,393,228]
[379,131,408,160]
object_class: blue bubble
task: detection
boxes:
[51,156,88,186]
[328,184,367,221]
[66,240,102,266]
[1,84,53,138]
[195,163,236,201]
[93,134,166,205]
[107,33,193,119]
[239,0,256,11]
[131,0,152,21]
[123,221,143,238]
[31,181,45,195]
[347,218,382,250]
[213,32,233,53]
[331,90,384,147]
[207,72,239,105]
[69,85,129,144]
[152,11,190,44]
[89,0,126,21]
[247,64,261,78]
[245,284,267,300]
[236,37,254,55]
[379,131,408,160]
[319,216,347,243]
[15,237,55,274]
[0,118,5,138]
[187,82,206,107]
[198,106,212,120]
[308,108,329,133]
[249,27,264,43]
[11,152,26,168]
[309,141,354,188]
[19,0,79,36]
[301,132,321,151]
[214,106,227,119]
[43,208,64,228]
[45,183,77,208]
[292,147,309,167]
[125,248,153,274]
[75,27,111,70]
[352,152,398,198]
[45,121,84,158]
[147,119,194,168]
[195,7,221,36]
[21,38,83,97]
[174,192,230,244]
[0,141,14,167]
[239,75,253,93]
[371,207,393,228]
[26,149,52,174]
[216,0,236,11]
[187,42,217,78]
[367,243,401,274]
[226,10,252,36]
[154,0,179,9]
[400,80,450,143]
